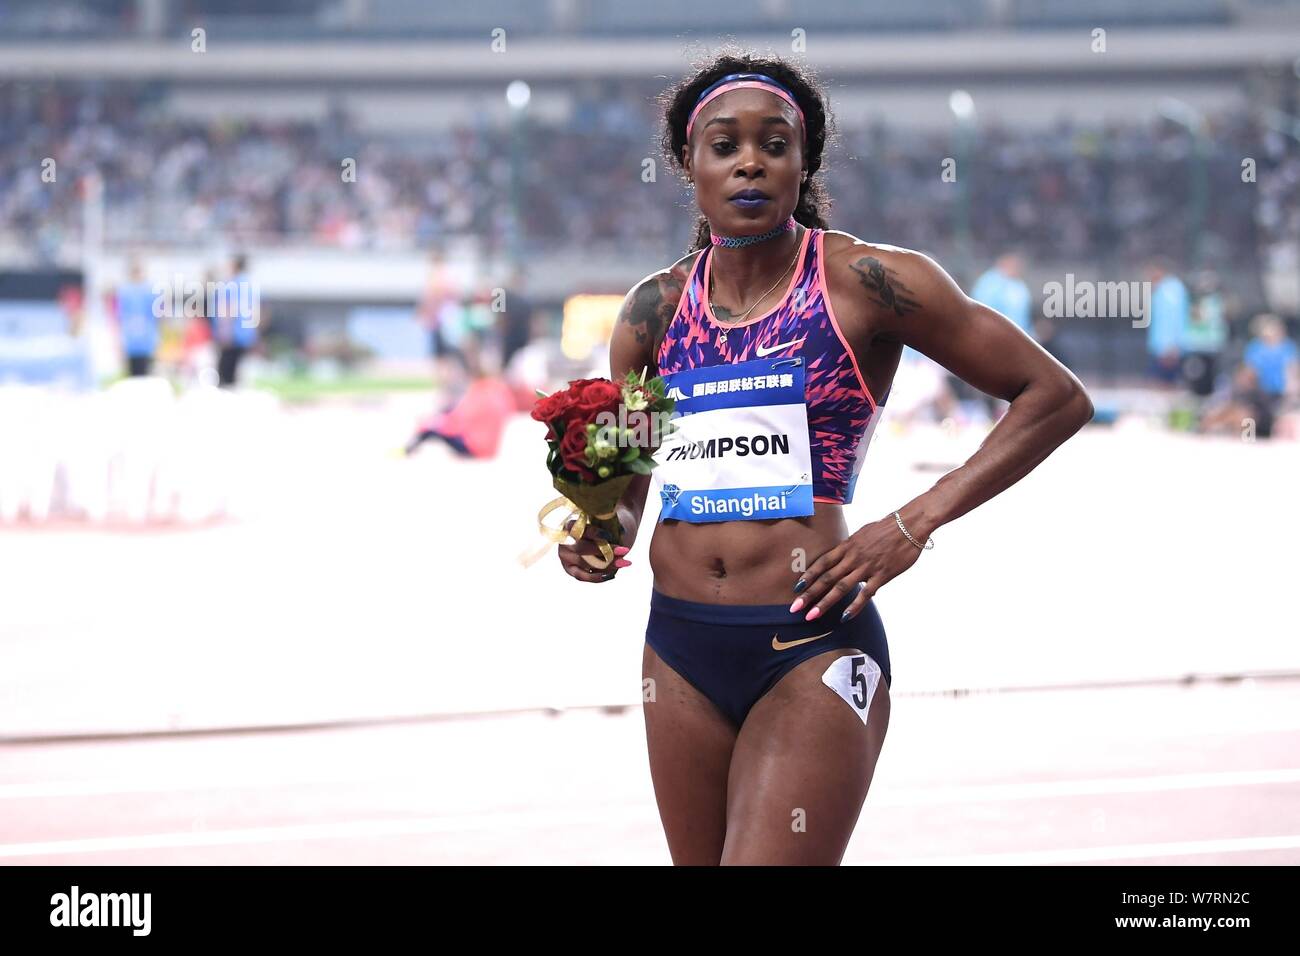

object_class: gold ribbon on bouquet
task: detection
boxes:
[516,496,616,570]
[517,473,635,571]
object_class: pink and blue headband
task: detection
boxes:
[685,72,806,144]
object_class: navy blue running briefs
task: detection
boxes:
[644,587,891,729]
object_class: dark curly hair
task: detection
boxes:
[658,47,836,253]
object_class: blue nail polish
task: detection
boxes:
[793,579,807,594]
[840,608,853,622]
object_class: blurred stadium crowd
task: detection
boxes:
[2,83,1297,275]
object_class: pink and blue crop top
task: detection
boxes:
[656,226,885,504]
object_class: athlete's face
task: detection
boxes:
[683,88,805,233]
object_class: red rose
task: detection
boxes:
[559,419,596,480]
[530,388,578,431]
[531,377,614,436]
[571,380,622,423]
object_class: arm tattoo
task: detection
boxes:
[851,256,921,318]
[621,270,682,345]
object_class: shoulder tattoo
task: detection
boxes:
[850,255,921,318]
[621,269,683,346]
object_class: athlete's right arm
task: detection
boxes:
[557,266,683,582]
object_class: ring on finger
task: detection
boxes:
[837,581,868,620]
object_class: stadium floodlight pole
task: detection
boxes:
[1157,97,1208,269]
[506,80,531,264]
[948,90,976,282]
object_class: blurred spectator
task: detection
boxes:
[181,267,219,385]
[505,308,565,410]
[1243,314,1299,400]
[1033,317,1071,369]
[417,246,463,375]
[1181,270,1228,397]
[971,251,1033,337]
[1199,364,1276,439]
[464,279,500,356]
[504,310,572,408]
[113,258,158,377]
[885,345,961,426]
[404,334,516,459]
[1144,257,1189,387]
[215,254,258,387]
[497,265,534,368]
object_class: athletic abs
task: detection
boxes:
[648,507,848,602]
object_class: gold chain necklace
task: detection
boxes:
[708,234,802,346]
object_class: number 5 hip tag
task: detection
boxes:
[821,654,881,726]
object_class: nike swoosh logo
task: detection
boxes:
[772,629,834,651]
[755,336,806,357]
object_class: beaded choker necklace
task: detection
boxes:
[709,215,797,248]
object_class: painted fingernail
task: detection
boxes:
[805,606,822,621]
[789,598,804,614]
[614,558,632,568]
[793,579,808,594]
[840,608,854,622]
[613,546,631,555]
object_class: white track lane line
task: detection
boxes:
[3,766,1299,802]
[0,805,656,858]
[4,814,1300,863]
[4,768,1300,859]
[870,834,1300,866]
[873,768,1300,805]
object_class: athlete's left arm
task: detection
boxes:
[796,247,1094,623]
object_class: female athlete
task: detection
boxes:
[556,52,1093,865]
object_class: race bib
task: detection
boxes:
[652,356,813,523]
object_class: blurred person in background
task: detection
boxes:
[180,267,219,386]
[1181,270,1227,399]
[969,251,1033,421]
[1032,317,1072,370]
[58,285,85,337]
[970,251,1033,338]
[1242,313,1299,405]
[1199,363,1276,439]
[504,307,565,411]
[1144,256,1189,388]
[884,345,960,427]
[497,265,534,368]
[465,277,502,358]
[113,258,159,377]
[216,254,259,387]
[417,246,466,386]
[403,332,516,459]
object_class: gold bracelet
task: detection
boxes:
[893,510,934,551]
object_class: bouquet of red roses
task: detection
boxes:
[518,368,676,569]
